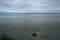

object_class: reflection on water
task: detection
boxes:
[0,14,60,40]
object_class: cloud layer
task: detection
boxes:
[0,0,60,12]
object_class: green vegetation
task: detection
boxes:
[1,34,14,40]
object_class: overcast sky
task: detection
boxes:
[0,0,60,13]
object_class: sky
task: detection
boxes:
[0,0,60,13]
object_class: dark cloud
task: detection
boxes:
[0,0,60,12]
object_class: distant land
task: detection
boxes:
[0,11,60,14]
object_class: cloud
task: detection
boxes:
[0,0,60,12]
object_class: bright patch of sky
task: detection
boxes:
[0,0,60,13]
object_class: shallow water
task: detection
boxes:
[0,14,60,40]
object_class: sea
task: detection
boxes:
[0,14,60,40]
